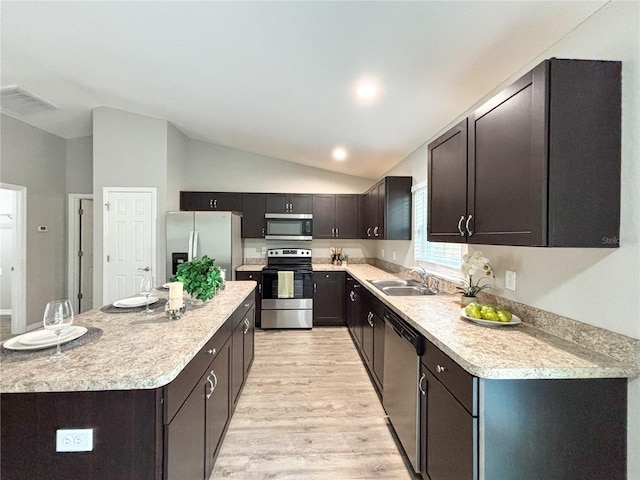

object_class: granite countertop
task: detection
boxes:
[0,282,256,394]
[344,264,638,380]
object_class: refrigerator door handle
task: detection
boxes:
[188,230,195,261]
[193,230,199,258]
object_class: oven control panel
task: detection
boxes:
[267,248,312,258]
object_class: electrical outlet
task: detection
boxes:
[381,249,385,257]
[56,429,93,452]
[505,270,517,291]
[392,251,397,261]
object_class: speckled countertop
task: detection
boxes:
[0,282,256,394]
[342,264,638,380]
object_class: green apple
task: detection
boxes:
[465,304,482,319]
[481,309,499,321]
[497,309,513,322]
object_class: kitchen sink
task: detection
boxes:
[368,279,437,296]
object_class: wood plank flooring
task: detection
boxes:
[210,327,412,480]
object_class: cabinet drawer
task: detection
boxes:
[423,341,477,415]
[164,324,232,424]
[231,293,255,329]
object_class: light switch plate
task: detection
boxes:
[505,270,517,291]
[56,429,94,452]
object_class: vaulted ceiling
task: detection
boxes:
[1,1,607,179]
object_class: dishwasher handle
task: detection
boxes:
[384,309,424,355]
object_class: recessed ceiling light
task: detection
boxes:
[355,78,380,104]
[332,147,348,161]
[356,82,377,99]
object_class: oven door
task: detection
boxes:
[261,268,313,305]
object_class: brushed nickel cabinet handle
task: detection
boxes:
[465,215,473,236]
[436,364,447,374]
[419,373,426,395]
[206,375,215,399]
[207,348,216,355]
[457,215,465,236]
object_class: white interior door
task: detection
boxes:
[104,189,156,304]
[79,198,94,312]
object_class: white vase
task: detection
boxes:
[460,296,478,306]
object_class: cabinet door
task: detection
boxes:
[468,67,544,246]
[205,341,231,476]
[265,194,288,213]
[335,194,359,238]
[347,281,362,346]
[425,368,476,480]
[289,194,312,214]
[372,312,385,391]
[313,272,346,326]
[231,321,245,409]
[362,189,375,238]
[375,180,385,238]
[243,305,255,377]
[241,193,266,238]
[236,272,262,328]
[180,192,242,211]
[165,376,206,480]
[312,195,336,239]
[428,120,468,243]
[361,309,374,368]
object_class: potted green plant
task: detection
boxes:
[171,255,223,301]
[457,250,495,305]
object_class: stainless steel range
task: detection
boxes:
[261,248,313,329]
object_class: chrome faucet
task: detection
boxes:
[410,265,439,294]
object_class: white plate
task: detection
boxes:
[3,326,88,351]
[18,327,82,346]
[460,308,521,326]
[113,296,159,308]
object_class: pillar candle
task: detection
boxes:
[169,282,183,310]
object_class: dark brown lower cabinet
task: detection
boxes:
[420,339,627,480]
[0,294,255,480]
[205,341,231,475]
[346,277,363,346]
[313,272,346,326]
[422,364,476,480]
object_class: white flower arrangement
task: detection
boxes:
[458,250,495,297]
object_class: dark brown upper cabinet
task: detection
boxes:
[313,194,359,239]
[362,176,412,240]
[180,191,243,212]
[241,193,266,238]
[428,58,621,247]
[265,193,312,214]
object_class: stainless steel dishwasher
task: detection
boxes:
[383,308,424,474]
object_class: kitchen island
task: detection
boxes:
[0,281,257,480]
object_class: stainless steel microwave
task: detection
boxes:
[264,213,313,240]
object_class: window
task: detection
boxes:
[414,186,463,271]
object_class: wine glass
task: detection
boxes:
[139,276,154,313]
[43,299,74,361]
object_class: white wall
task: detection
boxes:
[92,107,169,305]
[382,3,640,476]
[167,123,188,212]
[0,114,67,328]
[187,140,373,194]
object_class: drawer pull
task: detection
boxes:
[436,364,447,374]
[418,373,426,395]
[207,348,217,355]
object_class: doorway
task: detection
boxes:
[102,187,156,305]
[0,184,27,336]
[68,194,94,313]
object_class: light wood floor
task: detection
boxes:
[210,327,412,480]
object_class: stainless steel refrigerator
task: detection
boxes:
[166,212,243,282]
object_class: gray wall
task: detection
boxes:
[0,114,67,328]
[92,107,169,305]
[65,136,93,194]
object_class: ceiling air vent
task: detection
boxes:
[1,86,57,115]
